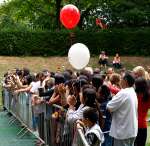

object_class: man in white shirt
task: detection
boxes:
[107,72,138,146]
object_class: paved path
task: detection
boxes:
[0,111,36,146]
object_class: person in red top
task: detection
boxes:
[134,78,150,146]
[107,73,121,95]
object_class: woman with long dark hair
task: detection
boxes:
[134,78,150,146]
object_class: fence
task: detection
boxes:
[2,88,89,146]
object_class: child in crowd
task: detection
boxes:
[77,108,104,146]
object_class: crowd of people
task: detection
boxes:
[2,65,150,146]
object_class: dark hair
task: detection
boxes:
[83,87,96,107]
[123,72,135,87]
[36,72,45,81]
[92,74,104,91]
[63,71,72,82]
[23,68,30,77]
[54,73,65,85]
[16,69,23,76]
[135,77,149,102]
[83,108,98,123]
[73,79,88,93]
[25,75,35,85]
[79,75,88,81]
[97,85,111,102]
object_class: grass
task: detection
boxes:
[0,56,150,145]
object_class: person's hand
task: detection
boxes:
[46,100,52,105]
[14,90,20,95]
[67,95,77,106]
[58,83,66,94]
[76,120,85,130]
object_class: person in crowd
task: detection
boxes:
[39,77,55,98]
[99,51,108,68]
[120,67,126,78]
[93,68,101,74]
[97,85,112,146]
[134,78,150,146]
[133,66,150,80]
[107,72,138,146]
[14,72,45,94]
[103,67,115,87]
[77,108,104,146]
[46,73,65,105]
[92,74,104,92]
[66,85,97,124]
[113,53,121,69]
[71,79,88,109]
[108,73,121,95]
[147,66,150,78]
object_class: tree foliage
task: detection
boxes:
[0,0,149,30]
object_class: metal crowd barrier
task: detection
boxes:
[2,88,89,146]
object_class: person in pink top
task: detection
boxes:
[134,78,150,146]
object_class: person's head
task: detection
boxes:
[133,66,146,79]
[110,73,121,87]
[107,68,114,77]
[135,77,149,102]
[42,69,50,77]
[97,85,111,102]
[100,71,107,80]
[63,71,72,82]
[79,69,91,81]
[83,108,98,127]
[45,77,55,88]
[72,79,88,95]
[84,67,93,76]
[36,72,45,82]
[79,75,88,82]
[120,72,135,88]
[116,53,119,57]
[92,74,104,91]
[22,68,30,77]
[93,68,101,74]
[24,74,35,85]
[54,73,65,85]
[80,86,96,107]
[101,51,105,55]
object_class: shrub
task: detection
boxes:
[0,28,149,56]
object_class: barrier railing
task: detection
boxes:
[2,88,89,146]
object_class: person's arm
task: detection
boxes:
[48,94,60,105]
[39,88,54,97]
[99,54,102,59]
[107,90,126,113]
[67,104,86,124]
[14,85,32,94]
[108,84,120,95]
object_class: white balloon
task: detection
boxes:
[68,43,90,70]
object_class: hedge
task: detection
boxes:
[0,28,149,56]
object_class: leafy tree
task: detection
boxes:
[0,0,149,30]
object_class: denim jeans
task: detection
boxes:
[102,133,112,146]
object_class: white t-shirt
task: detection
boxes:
[107,87,138,139]
[30,81,41,94]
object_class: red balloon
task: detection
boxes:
[60,4,80,29]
